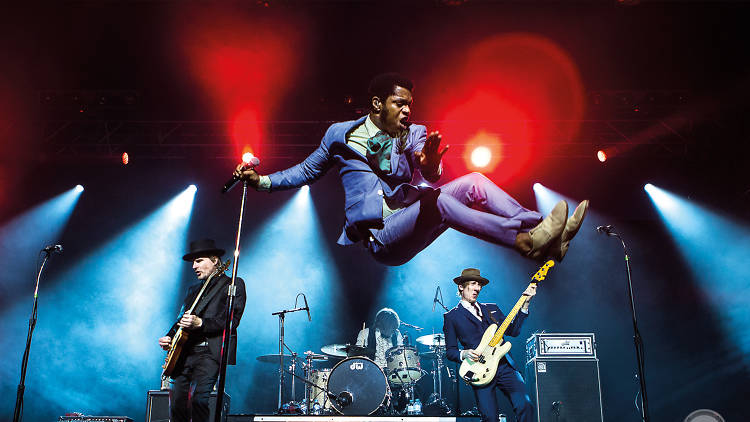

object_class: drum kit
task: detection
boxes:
[256,333,454,416]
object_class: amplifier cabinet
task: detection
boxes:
[146,390,230,422]
[525,358,604,422]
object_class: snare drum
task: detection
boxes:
[327,356,389,415]
[308,368,332,413]
[385,345,422,384]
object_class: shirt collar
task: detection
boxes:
[460,299,480,311]
[364,115,381,138]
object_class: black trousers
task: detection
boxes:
[170,345,219,422]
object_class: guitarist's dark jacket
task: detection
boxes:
[166,274,247,373]
[443,302,527,370]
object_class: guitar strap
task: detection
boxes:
[193,274,228,316]
[487,308,499,325]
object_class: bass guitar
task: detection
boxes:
[162,259,230,378]
[458,260,554,387]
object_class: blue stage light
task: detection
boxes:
[74,184,84,193]
[233,187,337,397]
[646,184,750,368]
[0,186,196,415]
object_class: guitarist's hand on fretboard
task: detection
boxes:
[521,284,537,312]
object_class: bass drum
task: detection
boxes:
[326,356,389,415]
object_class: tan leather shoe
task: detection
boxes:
[525,200,568,261]
[550,199,590,262]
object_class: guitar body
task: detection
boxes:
[162,328,189,378]
[458,324,512,387]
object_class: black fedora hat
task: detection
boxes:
[453,268,489,286]
[182,239,226,262]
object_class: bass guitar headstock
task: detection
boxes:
[531,260,555,283]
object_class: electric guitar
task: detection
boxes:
[162,259,230,378]
[458,260,554,387]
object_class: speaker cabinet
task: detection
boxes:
[146,390,230,422]
[525,359,604,422]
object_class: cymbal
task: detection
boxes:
[416,333,446,346]
[321,343,368,357]
[321,344,348,357]
[256,354,296,364]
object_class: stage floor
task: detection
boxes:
[232,416,481,422]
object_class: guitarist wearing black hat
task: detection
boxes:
[158,239,247,422]
[443,268,536,422]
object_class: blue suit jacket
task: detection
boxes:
[267,116,434,245]
[443,302,528,370]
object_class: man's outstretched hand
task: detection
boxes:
[414,131,449,181]
[234,163,261,188]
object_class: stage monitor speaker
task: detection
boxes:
[146,390,230,422]
[525,359,604,422]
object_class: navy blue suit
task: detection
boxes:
[443,303,533,422]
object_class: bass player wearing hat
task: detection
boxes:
[158,239,247,422]
[443,268,536,422]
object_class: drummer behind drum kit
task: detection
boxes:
[256,333,454,416]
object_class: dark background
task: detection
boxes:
[1,1,749,421]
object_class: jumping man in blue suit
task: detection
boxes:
[443,268,536,422]
[235,73,589,266]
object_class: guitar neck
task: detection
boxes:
[488,282,536,347]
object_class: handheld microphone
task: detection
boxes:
[42,244,63,254]
[222,155,260,194]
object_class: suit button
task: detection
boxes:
[377,189,383,196]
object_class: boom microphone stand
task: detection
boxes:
[597,225,650,422]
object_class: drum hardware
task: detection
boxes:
[283,356,390,416]
[271,301,310,414]
[302,351,330,415]
[418,334,454,416]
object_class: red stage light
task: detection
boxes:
[420,33,584,185]
[122,152,129,165]
[173,6,308,160]
[597,150,607,162]
[471,146,492,168]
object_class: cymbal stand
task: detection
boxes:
[427,342,453,414]
[302,352,313,415]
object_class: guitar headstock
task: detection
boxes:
[207,259,231,281]
[531,260,555,283]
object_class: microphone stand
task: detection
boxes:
[212,181,248,422]
[271,304,308,413]
[601,228,650,422]
[13,250,53,422]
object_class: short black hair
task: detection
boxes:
[368,72,414,103]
